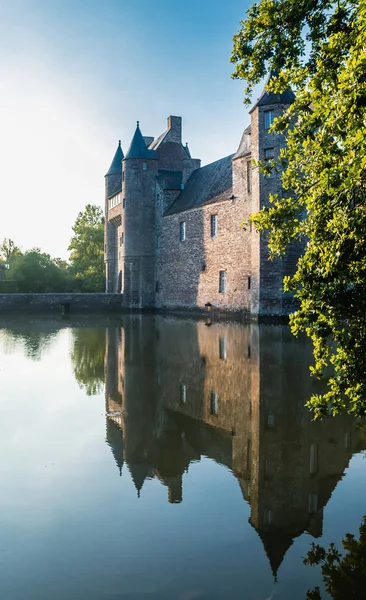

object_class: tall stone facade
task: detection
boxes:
[104,75,300,317]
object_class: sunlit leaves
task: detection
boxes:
[231,0,366,417]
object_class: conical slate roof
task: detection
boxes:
[105,140,124,176]
[128,462,149,497]
[258,529,294,581]
[250,71,295,113]
[124,122,158,160]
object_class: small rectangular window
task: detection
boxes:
[264,148,275,160]
[264,509,272,525]
[123,198,125,208]
[219,337,226,360]
[248,276,251,290]
[310,444,318,474]
[155,281,160,293]
[264,110,274,129]
[180,221,186,241]
[210,214,218,238]
[180,383,187,404]
[267,414,275,428]
[247,161,252,193]
[210,391,218,415]
[156,235,161,249]
[308,493,318,513]
[122,171,125,182]
[143,162,147,171]
[219,270,226,293]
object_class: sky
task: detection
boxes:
[0,0,256,259]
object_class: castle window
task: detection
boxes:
[308,493,318,513]
[156,235,161,249]
[118,270,122,293]
[264,148,275,160]
[219,270,226,293]
[210,391,218,415]
[120,234,123,246]
[122,171,125,182]
[123,198,125,208]
[248,276,251,290]
[180,221,186,241]
[219,337,226,360]
[143,162,147,171]
[264,110,274,129]
[155,281,160,293]
[180,383,187,404]
[247,161,252,193]
[267,414,275,428]
[210,214,218,238]
[310,444,318,474]
[264,509,272,525]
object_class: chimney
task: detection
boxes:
[167,115,182,143]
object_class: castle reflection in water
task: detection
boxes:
[104,316,364,578]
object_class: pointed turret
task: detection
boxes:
[106,418,124,474]
[128,463,149,497]
[105,140,124,176]
[124,122,158,160]
[258,529,294,581]
[250,70,295,113]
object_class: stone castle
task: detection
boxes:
[104,75,299,317]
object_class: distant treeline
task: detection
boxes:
[0,205,105,293]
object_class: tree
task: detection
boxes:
[231,0,366,418]
[71,328,106,396]
[68,204,105,292]
[0,238,22,267]
[8,249,69,292]
[304,516,366,599]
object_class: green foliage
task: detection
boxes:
[304,516,366,599]
[0,238,22,267]
[0,280,18,293]
[71,328,106,396]
[8,249,71,293]
[68,204,105,292]
[231,0,366,417]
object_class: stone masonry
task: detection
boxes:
[104,74,301,317]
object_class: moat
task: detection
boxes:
[0,315,365,600]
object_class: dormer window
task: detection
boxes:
[264,110,274,129]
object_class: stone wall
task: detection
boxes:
[0,293,124,314]
[157,196,252,314]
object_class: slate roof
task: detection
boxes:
[157,170,183,191]
[149,129,168,150]
[233,124,252,160]
[250,71,295,113]
[105,140,124,176]
[165,155,233,216]
[184,143,191,158]
[124,123,158,160]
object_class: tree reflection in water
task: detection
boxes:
[0,324,58,360]
[305,516,366,600]
[71,328,106,396]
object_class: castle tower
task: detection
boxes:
[105,141,124,293]
[122,122,159,307]
[249,72,295,316]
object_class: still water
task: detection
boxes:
[0,314,365,600]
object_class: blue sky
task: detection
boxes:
[0,0,255,258]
